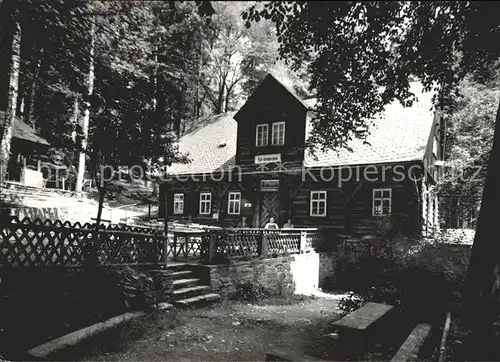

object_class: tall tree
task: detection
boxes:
[0,7,21,184]
[75,18,95,193]
[198,1,282,114]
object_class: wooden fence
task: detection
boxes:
[1,217,327,267]
[0,217,170,267]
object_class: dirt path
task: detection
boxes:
[50,296,345,361]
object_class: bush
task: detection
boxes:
[96,267,157,314]
[231,281,272,302]
[335,233,467,322]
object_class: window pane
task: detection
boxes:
[312,193,318,200]
[382,200,391,215]
[374,191,382,198]
[257,125,268,146]
[382,190,391,198]
[319,192,326,201]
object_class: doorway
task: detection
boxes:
[259,192,281,227]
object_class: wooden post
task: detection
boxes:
[258,231,269,257]
[161,224,168,265]
[208,231,217,264]
[300,230,306,253]
[164,169,169,267]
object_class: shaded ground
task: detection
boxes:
[49,296,346,361]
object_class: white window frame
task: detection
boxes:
[199,192,211,215]
[255,124,269,147]
[310,191,327,217]
[271,121,285,145]
[173,193,184,215]
[228,192,241,215]
[372,188,392,216]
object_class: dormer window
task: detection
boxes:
[256,124,268,147]
[272,122,285,145]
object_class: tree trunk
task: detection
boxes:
[24,47,44,127]
[465,98,500,315]
[76,20,96,192]
[96,184,105,226]
[0,20,22,184]
[70,97,79,143]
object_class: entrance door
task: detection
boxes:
[259,192,281,227]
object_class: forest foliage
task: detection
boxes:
[0,0,307,187]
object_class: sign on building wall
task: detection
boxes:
[254,153,281,164]
[261,179,280,192]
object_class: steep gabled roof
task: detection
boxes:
[303,82,435,167]
[168,112,237,175]
[167,77,435,175]
[0,110,50,146]
[234,73,308,121]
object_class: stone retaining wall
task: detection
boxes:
[206,252,322,298]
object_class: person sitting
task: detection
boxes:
[264,217,279,229]
[283,219,294,229]
[237,216,248,228]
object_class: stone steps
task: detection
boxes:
[173,285,212,300]
[170,270,193,278]
[167,264,220,308]
[173,278,200,289]
[173,293,221,308]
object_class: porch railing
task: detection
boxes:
[202,227,325,263]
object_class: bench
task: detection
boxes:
[390,323,432,362]
[331,302,394,358]
[265,349,324,361]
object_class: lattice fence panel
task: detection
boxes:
[1,217,167,267]
[221,230,260,259]
[267,231,300,254]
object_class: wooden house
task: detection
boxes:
[159,74,445,236]
[1,110,50,187]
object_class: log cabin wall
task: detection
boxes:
[160,162,423,235]
[289,163,422,235]
[234,75,307,172]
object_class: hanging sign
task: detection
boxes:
[255,154,281,164]
[260,179,279,192]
